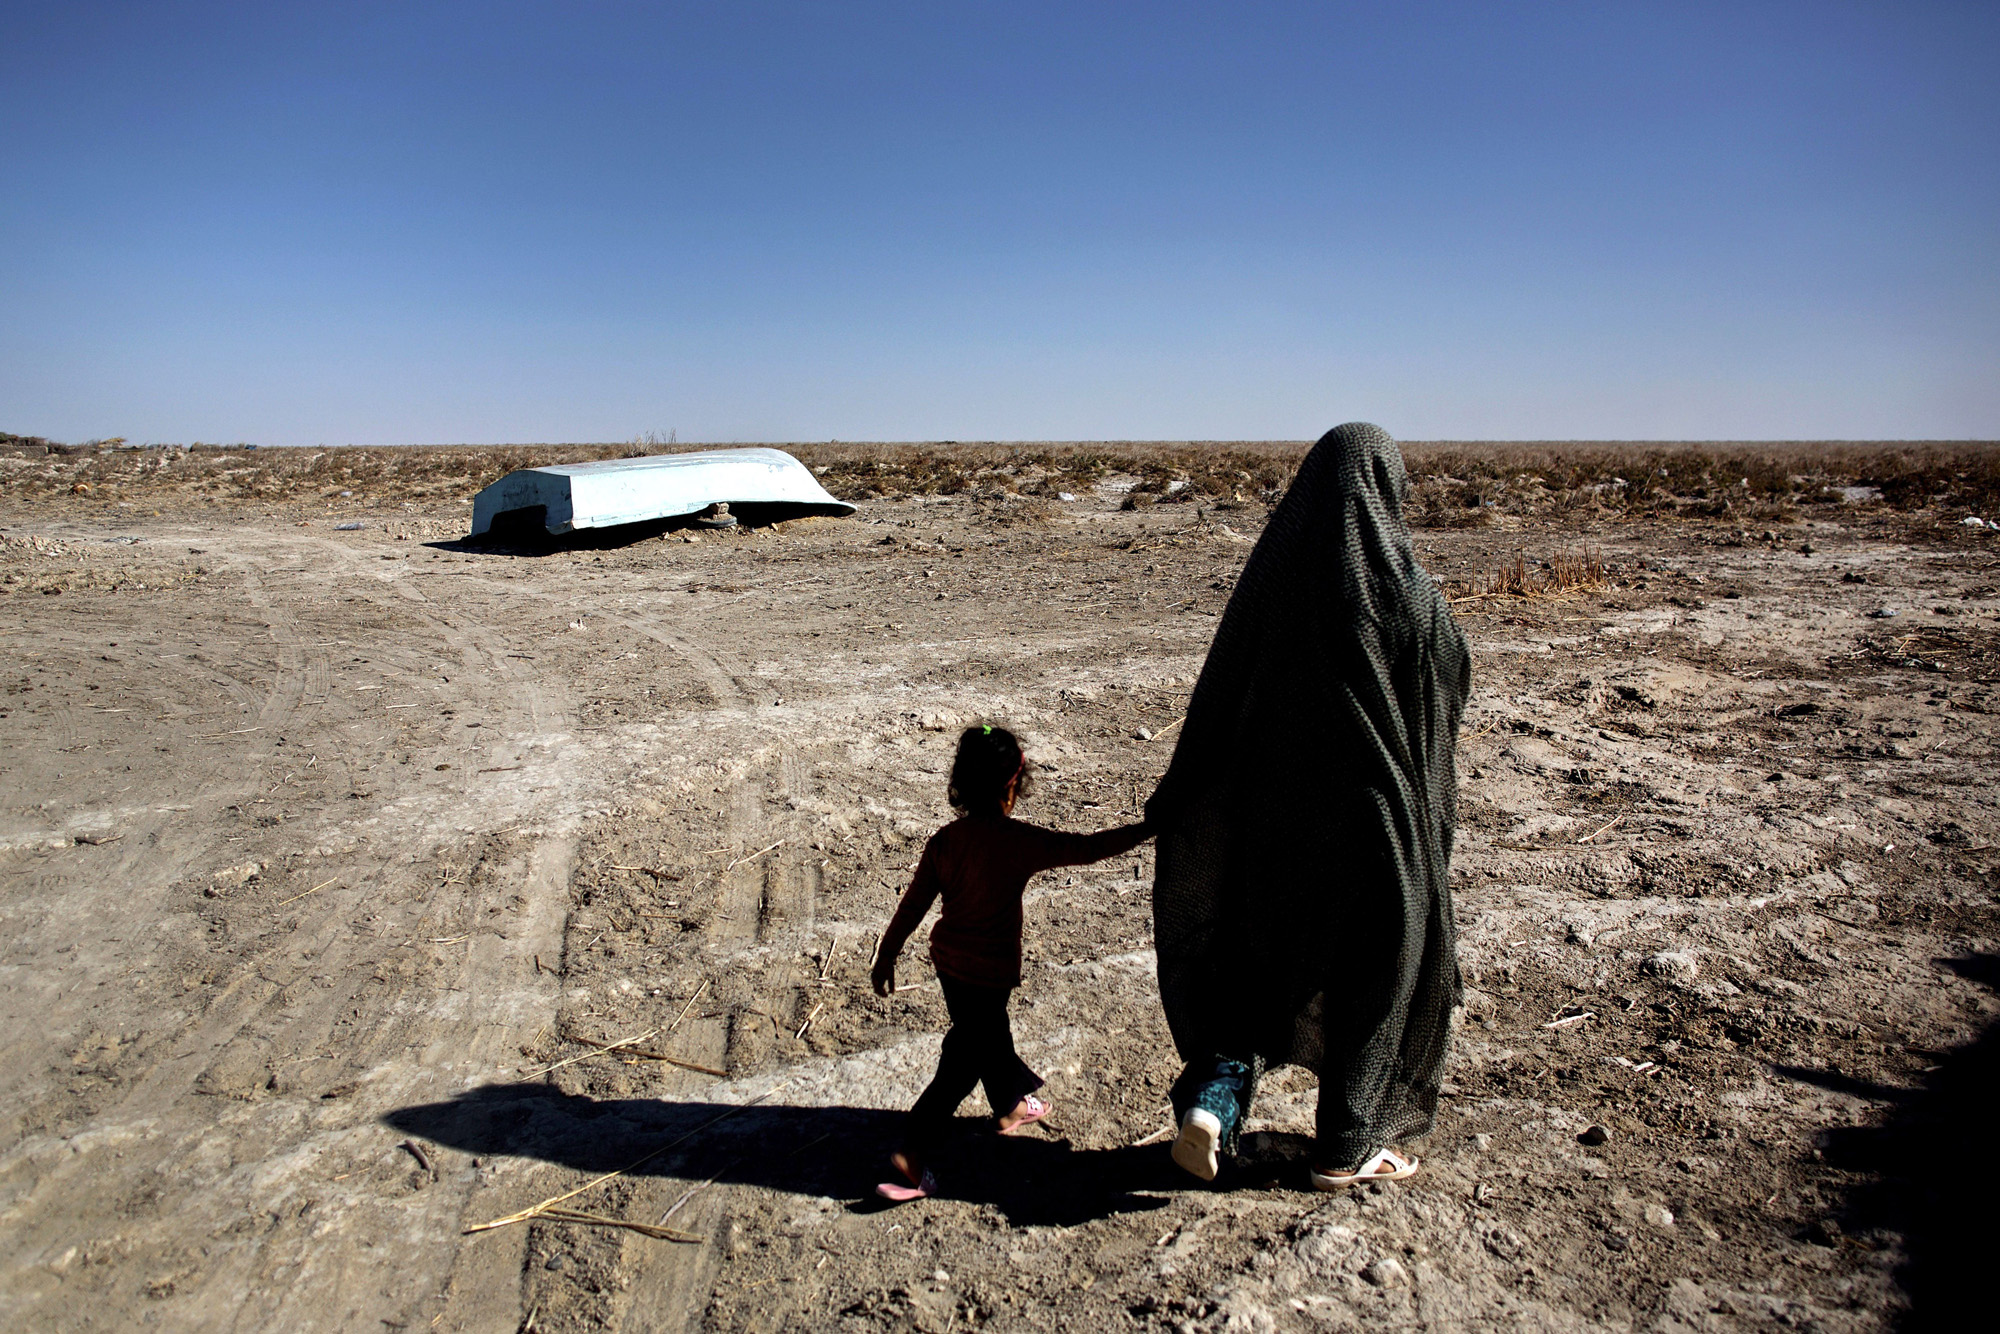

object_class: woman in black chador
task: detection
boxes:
[1147,422,1471,1188]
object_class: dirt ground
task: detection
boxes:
[2,441,1997,1333]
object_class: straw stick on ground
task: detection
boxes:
[276,878,338,908]
[535,1207,701,1243]
[657,1170,732,1226]
[573,1035,727,1077]
[666,981,707,1034]
[466,1082,788,1236]
[1130,1102,1178,1147]
[657,1132,830,1227]
[521,984,726,1077]
[1577,814,1624,844]
[526,1027,658,1078]
[726,839,784,872]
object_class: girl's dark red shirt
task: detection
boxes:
[880,813,1150,989]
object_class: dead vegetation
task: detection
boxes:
[1444,547,1607,603]
[1401,441,2000,527]
[2,438,1994,532]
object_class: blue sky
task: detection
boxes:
[3,2,1995,443]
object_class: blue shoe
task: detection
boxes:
[1171,1061,1247,1181]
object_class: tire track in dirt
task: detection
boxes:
[97,559,344,1105]
[517,685,840,1328]
[572,766,776,1332]
[175,545,583,1328]
[0,567,309,1117]
[326,547,816,1333]
[0,562,339,1324]
[444,551,831,1329]
[442,564,760,711]
[0,538,598,1330]
[326,551,790,1333]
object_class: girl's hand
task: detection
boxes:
[870,956,897,997]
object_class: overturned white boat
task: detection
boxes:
[469,447,854,538]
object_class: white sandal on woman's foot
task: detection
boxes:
[1311,1147,1418,1190]
[1171,1108,1223,1182]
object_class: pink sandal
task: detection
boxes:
[874,1163,937,1203]
[998,1094,1050,1135]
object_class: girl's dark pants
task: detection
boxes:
[904,975,1042,1156]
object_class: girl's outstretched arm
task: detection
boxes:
[872,842,942,995]
[1026,818,1152,872]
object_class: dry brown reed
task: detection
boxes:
[1445,547,1606,604]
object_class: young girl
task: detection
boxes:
[869,724,1151,1201]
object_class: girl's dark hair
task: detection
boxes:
[948,725,1029,815]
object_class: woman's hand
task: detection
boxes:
[870,955,897,997]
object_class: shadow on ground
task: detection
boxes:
[424,515,698,557]
[423,502,851,557]
[1800,951,1997,1332]
[385,1082,1182,1228]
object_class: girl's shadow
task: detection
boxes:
[384,1082,1183,1227]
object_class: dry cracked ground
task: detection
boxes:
[1,450,1997,1332]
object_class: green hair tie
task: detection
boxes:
[980,725,992,734]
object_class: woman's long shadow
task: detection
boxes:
[1783,950,1998,1332]
[384,1083,1180,1228]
